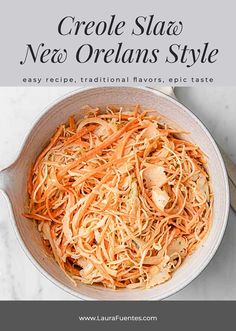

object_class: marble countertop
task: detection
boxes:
[0,87,235,300]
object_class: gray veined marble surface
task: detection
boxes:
[0,87,235,300]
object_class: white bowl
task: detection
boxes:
[0,86,229,300]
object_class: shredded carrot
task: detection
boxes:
[24,105,213,289]
[33,125,64,171]
[57,118,139,178]
[69,115,76,132]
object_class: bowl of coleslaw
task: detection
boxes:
[0,86,229,300]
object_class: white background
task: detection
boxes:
[0,87,235,300]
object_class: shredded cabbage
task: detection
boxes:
[24,105,213,289]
